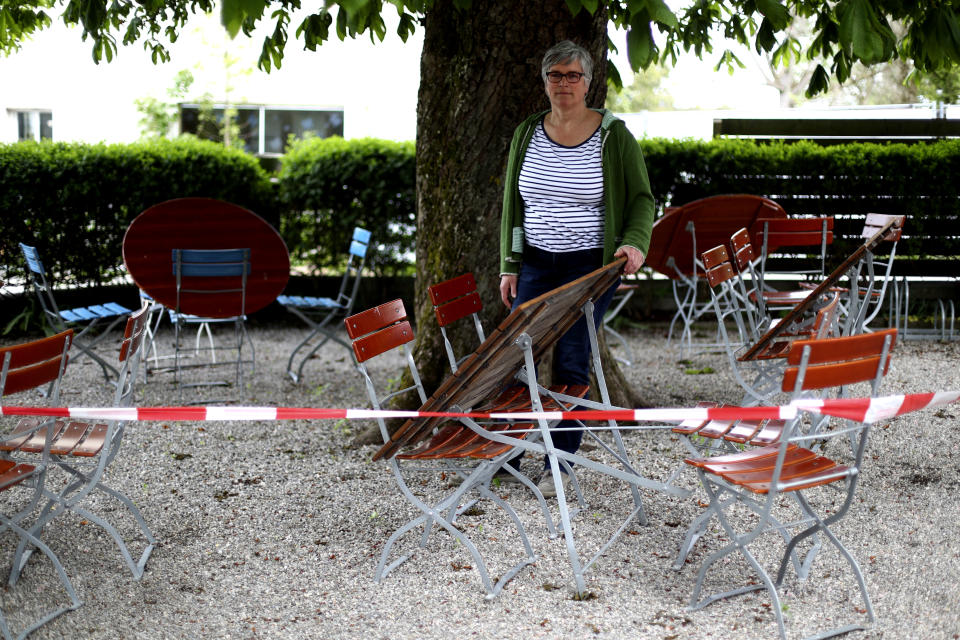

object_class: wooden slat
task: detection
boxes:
[428,273,477,306]
[0,329,71,375]
[344,299,407,339]
[352,320,414,364]
[785,328,897,366]
[434,292,483,328]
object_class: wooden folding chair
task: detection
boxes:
[0,330,81,638]
[839,214,905,334]
[426,272,590,519]
[19,242,133,384]
[677,328,896,640]
[375,261,687,597]
[169,248,253,403]
[278,227,371,383]
[752,216,834,299]
[427,272,485,373]
[699,244,841,406]
[644,194,787,356]
[6,306,156,584]
[345,299,537,598]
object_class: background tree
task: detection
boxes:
[5,0,960,426]
[605,65,674,112]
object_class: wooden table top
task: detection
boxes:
[123,198,289,318]
[645,194,787,278]
[374,258,625,460]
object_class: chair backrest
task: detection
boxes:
[349,227,372,259]
[782,328,896,394]
[344,299,427,443]
[172,248,251,318]
[115,305,150,406]
[728,227,769,326]
[19,242,64,328]
[427,273,485,372]
[753,216,834,281]
[332,227,371,313]
[0,329,73,402]
[844,214,906,333]
[702,244,753,345]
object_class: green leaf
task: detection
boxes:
[627,14,654,70]
[565,0,583,16]
[755,0,790,31]
[221,0,268,39]
[805,63,830,97]
[756,17,776,53]
[646,0,677,28]
[581,0,599,14]
[837,0,888,63]
[606,59,623,91]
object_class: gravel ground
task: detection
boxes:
[2,321,959,640]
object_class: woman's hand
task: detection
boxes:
[614,245,646,275]
[500,274,518,309]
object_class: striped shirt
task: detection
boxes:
[518,120,605,252]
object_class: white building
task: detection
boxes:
[1,9,423,147]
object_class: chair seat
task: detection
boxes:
[277,294,343,310]
[687,444,848,494]
[0,458,37,491]
[0,418,107,457]
[673,410,787,447]
[61,301,132,323]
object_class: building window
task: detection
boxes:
[15,110,53,141]
[179,104,344,156]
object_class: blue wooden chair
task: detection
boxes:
[278,227,371,383]
[19,242,132,384]
[169,248,253,403]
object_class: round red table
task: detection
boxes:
[123,198,290,318]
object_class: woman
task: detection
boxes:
[498,40,655,497]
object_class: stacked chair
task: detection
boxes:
[344,299,538,598]
[19,243,132,384]
[751,216,834,306]
[349,262,687,598]
[0,329,81,638]
[279,227,371,383]
[698,242,840,406]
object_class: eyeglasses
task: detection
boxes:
[546,71,585,84]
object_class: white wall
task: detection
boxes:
[0,9,423,144]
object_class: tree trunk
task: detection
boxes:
[358,0,640,442]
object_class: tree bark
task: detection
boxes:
[358,1,638,442]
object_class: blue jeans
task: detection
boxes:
[511,244,620,470]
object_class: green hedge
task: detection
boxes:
[640,138,960,276]
[0,137,275,287]
[3,135,958,293]
[277,136,416,276]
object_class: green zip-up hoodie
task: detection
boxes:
[499,108,655,275]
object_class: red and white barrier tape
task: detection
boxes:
[1,391,957,425]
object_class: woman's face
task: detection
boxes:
[544,59,589,109]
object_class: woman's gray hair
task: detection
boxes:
[541,40,594,83]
